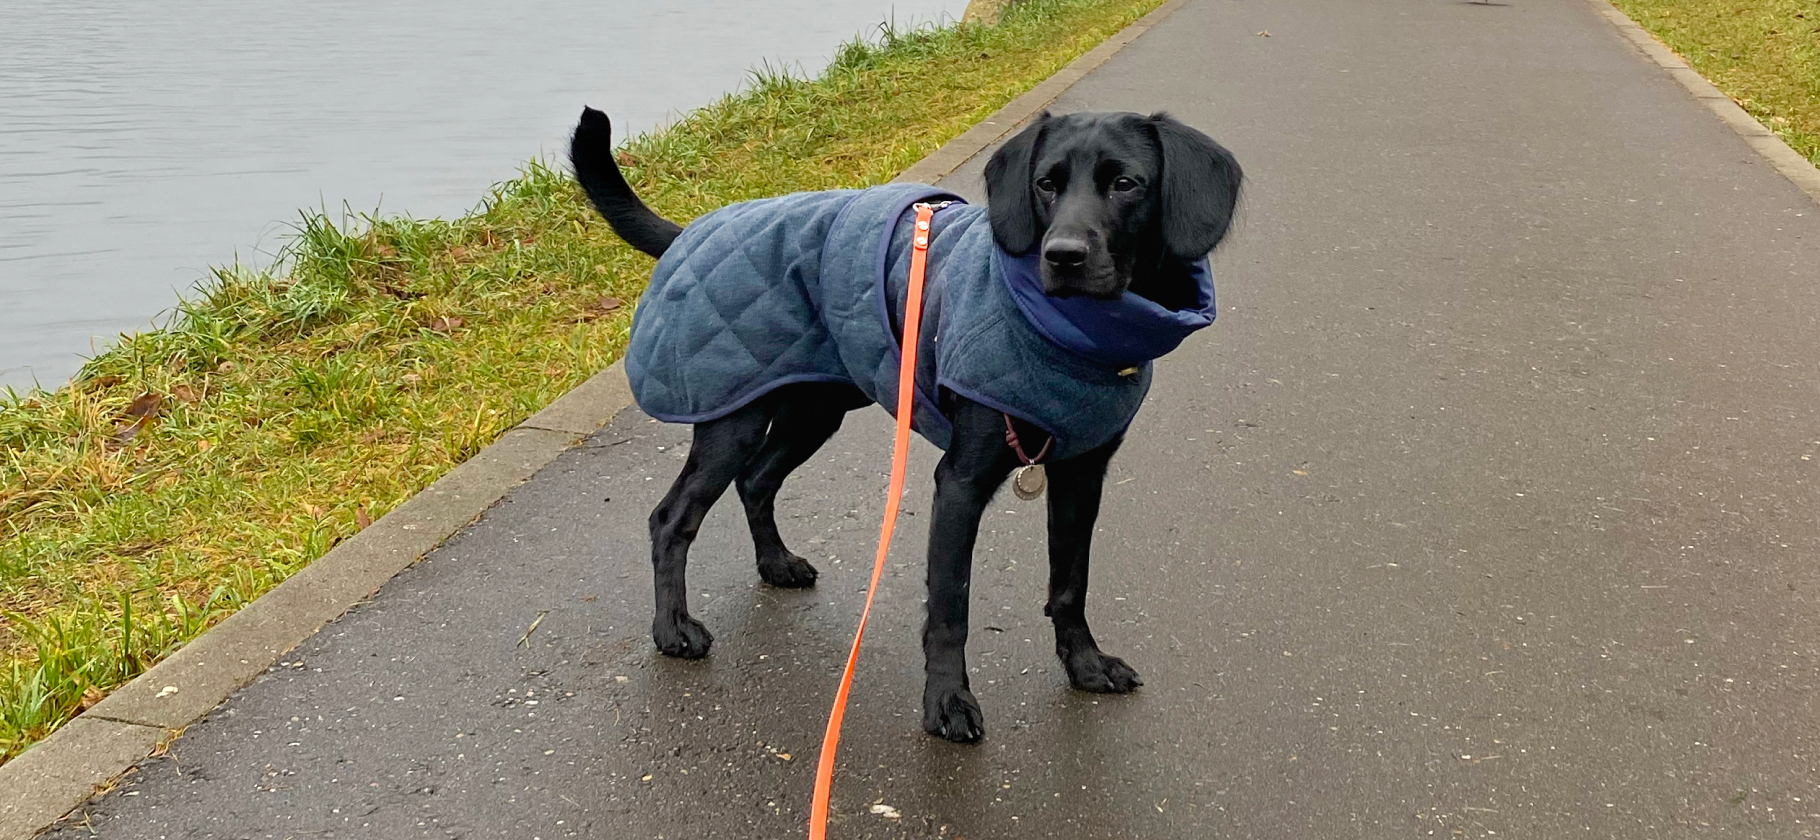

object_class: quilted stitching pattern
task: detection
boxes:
[626,191,858,422]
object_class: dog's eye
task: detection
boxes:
[1034,177,1056,194]
[1112,176,1140,192]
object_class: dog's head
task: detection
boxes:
[984,111,1241,304]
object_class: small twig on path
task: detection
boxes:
[518,610,550,647]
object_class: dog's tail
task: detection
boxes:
[569,107,682,258]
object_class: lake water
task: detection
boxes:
[0,0,968,390]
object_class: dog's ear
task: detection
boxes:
[985,113,1048,255]
[1148,112,1242,262]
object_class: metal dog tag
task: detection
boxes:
[1011,464,1046,501]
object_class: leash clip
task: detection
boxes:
[911,201,952,251]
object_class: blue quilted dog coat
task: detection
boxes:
[624,184,1216,460]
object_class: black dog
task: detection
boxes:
[570,108,1240,742]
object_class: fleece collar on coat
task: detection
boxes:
[996,248,1216,369]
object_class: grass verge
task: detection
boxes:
[1610,0,1820,166]
[0,0,1166,764]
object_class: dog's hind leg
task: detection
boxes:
[1043,434,1143,693]
[735,382,870,588]
[648,401,774,658]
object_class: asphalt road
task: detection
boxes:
[42,0,1820,836]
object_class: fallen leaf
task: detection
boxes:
[401,373,423,386]
[113,415,155,444]
[217,361,237,374]
[305,504,326,519]
[87,375,124,391]
[171,384,200,404]
[575,295,627,322]
[869,804,901,820]
[429,316,465,332]
[110,393,167,443]
[123,392,166,419]
[77,686,106,712]
[356,506,372,530]
[196,439,211,452]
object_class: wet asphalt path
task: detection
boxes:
[41,0,1820,836]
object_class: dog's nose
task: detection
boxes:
[1043,239,1089,269]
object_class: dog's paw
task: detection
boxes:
[757,553,819,588]
[1063,648,1143,693]
[653,613,714,659]
[922,684,985,743]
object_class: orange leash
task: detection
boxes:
[807,202,939,840]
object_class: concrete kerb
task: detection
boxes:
[0,2,1190,837]
[0,721,165,839]
[1589,0,1820,205]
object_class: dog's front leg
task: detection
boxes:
[922,399,1017,743]
[1045,435,1143,693]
